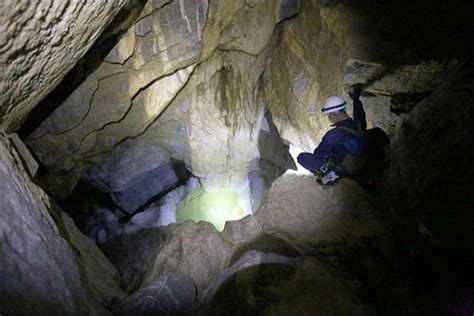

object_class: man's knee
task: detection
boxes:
[297,153,323,171]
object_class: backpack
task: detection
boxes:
[336,126,390,179]
[338,126,390,149]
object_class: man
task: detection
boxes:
[297,85,368,185]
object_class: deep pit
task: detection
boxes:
[1,0,474,315]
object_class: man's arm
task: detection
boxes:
[349,84,367,131]
[353,99,367,131]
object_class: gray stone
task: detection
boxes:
[0,133,121,315]
[0,0,126,131]
[200,250,301,304]
[117,273,196,316]
[197,255,376,315]
[248,168,268,210]
[102,228,164,293]
[111,162,179,214]
[248,111,296,209]
[135,15,153,37]
[52,209,127,309]
[221,215,263,247]
[85,140,170,193]
[256,174,383,253]
[143,221,230,292]
[8,133,39,177]
[280,0,300,20]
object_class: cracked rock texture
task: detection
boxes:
[2,0,474,314]
[25,0,297,201]
[0,0,127,131]
[0,133,125,315]
[117,273,197,315]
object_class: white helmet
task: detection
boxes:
[322,96,346,114]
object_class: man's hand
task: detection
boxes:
[349,84,362,100]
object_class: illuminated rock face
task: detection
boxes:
[25,0,296,204]
[0,0,127,131]
[261,0,463,155]
[1,0,474,314]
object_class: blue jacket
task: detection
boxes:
[313,99,367,165]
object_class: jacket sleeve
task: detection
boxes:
[313,130,334,159]
[353,99,367,131]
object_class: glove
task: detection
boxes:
[349,84,362,100]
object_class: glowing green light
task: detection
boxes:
[176,188,244,231]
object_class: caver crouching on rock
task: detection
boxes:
[297,85,389,186]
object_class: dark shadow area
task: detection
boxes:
[197,264,297,315]
[379,61,474,314]
[59,179,120,228]
[60,158,191,238]
[18,0,148,139]
[326,0,474,65]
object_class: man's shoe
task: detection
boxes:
[319,171,339,185]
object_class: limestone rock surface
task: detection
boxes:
[52,209,127,309]
[110,162,179,214]
[24,0,207,198]
[198,255,375,316]
[256,174,383,253]
[117,273,197,316]
[0,0,126,131]
[261,0,469,156]
[143,221,230,292]
[102,228,163,293]
[25,0,298,203]
[0,133,123,315]
[199,250,301,304]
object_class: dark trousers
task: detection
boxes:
[297,153,331,174]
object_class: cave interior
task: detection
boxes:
[1,0,474,315]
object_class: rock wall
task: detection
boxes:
[25,0,298,203]
[0,133,125,315]
[261,0,470,154]
[101,175,412,314]
[0,0,128,131]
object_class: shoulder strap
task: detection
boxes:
[336,125,361,136]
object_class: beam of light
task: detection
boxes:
[176,187,244,231]
[284,143,313,175]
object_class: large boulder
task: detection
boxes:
[199,250,302,305]
[256,175,383,253]
[198,253,376,316]
[142,221,230,292]
[0,133,125,315]
[0,0,127,131]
